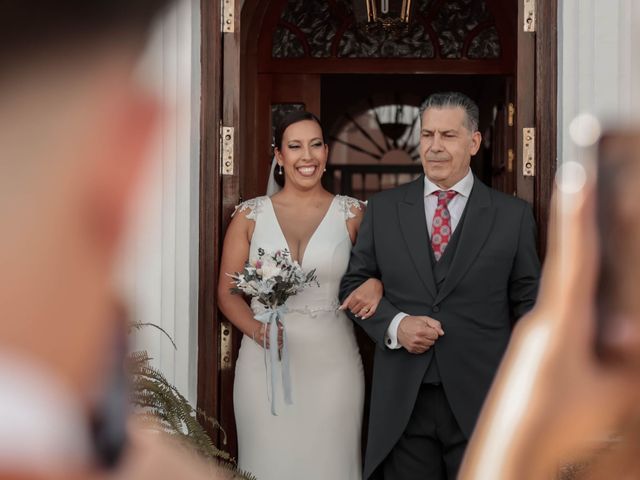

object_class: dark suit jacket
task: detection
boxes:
[340,175,540,479]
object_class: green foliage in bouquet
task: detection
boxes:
[128,322,256,480]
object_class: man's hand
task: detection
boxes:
[397,316,445,354]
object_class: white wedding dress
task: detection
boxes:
[233,195,364,480]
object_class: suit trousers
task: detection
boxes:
[381,384,467,480]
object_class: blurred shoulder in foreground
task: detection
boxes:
[0,2,225,479]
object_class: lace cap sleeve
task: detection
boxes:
[336,195,365,220]
[231,197,266,221]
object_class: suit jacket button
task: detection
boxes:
[432,305,440,313]
[386,338,391,345]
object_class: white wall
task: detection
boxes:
[118,0,201,406]
[558,0,640,163]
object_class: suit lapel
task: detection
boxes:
[435,177,495,304]
[398,176,437,300]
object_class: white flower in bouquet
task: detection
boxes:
[257,259,282,282]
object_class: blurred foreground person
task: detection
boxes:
[0,2,218,479]
[459,159,640,480]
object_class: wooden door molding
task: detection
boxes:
[217,0,243,453]
[534,0,557,258]
[485,0,517,65]
[241,0,274,202]
[515,0,557,259]
[516,0,535,205]
[197,0,223,441]
[263,58,512,75]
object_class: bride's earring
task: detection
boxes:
[278,164,283,175]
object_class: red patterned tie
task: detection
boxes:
[431,190,458,261]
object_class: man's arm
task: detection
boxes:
[509,203,541,321]
[339,198,402,348]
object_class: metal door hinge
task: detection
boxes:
[508,103,515,127]
[220,125,234,175]
[508,148,515,173]
[524,0,536,32]
[220,321,233,371]
[222,0,235,33]
[523,128,535,177]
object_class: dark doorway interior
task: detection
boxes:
[321,74,514,199]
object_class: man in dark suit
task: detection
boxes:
[340,92,540,480]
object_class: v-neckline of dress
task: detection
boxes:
[267,195,336,267]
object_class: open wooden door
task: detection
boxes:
[218,0,243,452]
[197,0,243,448]
[532,0,558,255]
[200,0,557,458]
[516,0,536,206]
[517,0,557,254]
[197,0,221,443]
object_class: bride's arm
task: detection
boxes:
[340,202,384,319]
[340,278,383,320]
[340,199,403,347]
[217,212,277,348]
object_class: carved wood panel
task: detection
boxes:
[272,0,501,59]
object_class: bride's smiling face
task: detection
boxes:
[276,119,328,190]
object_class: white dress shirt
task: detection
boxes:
[385,169,474,349]
[0,352,92,473]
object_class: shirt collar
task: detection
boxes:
[424,168,474,198]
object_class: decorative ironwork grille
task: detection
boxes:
[272,0,501,60]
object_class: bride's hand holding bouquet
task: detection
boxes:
[228,248,318,414]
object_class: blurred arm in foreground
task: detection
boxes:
[459,163,640,480]
[0,2,221,479]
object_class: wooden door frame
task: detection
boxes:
[534,0,557,256]
[197,0,222,442]
[198,0,558,449]
[241,0,518,201]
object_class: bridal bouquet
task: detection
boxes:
[228,248,318,414]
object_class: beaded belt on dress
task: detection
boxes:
[253,299,341,319]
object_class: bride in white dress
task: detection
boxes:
[217,111,382,480]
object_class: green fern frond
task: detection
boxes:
[128,324,254,480]
[129,322,177,350]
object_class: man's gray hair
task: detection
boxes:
[419,92,479,132]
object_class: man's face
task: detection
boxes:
[419,106,481,189]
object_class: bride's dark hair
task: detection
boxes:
[273,111,325,187]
